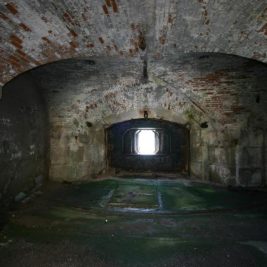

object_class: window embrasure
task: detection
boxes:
[135,129,159,155]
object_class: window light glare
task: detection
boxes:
[137,130,156,155]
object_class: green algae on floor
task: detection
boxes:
[1,177,267,266]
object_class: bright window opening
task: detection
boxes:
[136,129,158,155]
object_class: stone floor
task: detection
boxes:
[1,177,267,266]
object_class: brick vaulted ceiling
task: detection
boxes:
[0,0,266,86]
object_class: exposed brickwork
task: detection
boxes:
[26,54,267,185]
[5,2,18,15]
[0,0,266,86]
[0,1,267,186]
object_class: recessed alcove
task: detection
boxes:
[107,118,189,173]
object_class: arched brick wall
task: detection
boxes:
[18,54,266,185]
[0,0,266,86]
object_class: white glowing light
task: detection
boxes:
[136,130,157,155]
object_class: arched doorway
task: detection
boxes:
[107,119,189,174]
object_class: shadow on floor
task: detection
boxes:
[1,177,267,267]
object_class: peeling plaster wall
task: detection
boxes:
[30,54,267,186]
[0,0,266,201]
[150,54,267,186]
[190,126,267,186]
[0,73,48,207]
[0,0,266,86]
